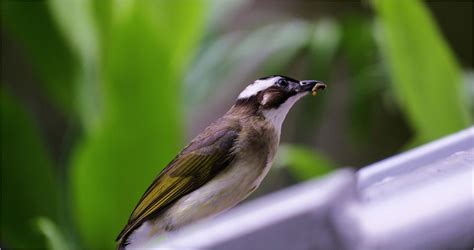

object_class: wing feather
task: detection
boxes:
[117,124,240,242]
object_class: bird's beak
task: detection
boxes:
[297,80,326,95]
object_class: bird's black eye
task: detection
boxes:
[277,79,288,87]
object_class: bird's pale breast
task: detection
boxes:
[160,118,278,227]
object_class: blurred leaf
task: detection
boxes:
[70,1,206,248]
[260,21,314,73]
[206,0,249,33]
[184,21,312,107]
[48,0,98,63]
[1,89,59,248]
[36,217,71,250]
[48,0,102,131]
[1,2,78,114]
[309,18,342,79]
[276,144,335,181]
[183,32,240,105]
[372,0,471,143]
[341,16,388,141]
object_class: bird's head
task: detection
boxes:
[231,75,326,133]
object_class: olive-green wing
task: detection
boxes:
[117,126,240,241]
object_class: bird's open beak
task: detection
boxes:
[298,80,326,96]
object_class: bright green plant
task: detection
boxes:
[1,91,59,248]
[1,1,206,249]
[372,0,471,144]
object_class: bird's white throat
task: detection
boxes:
[262,93,306,136]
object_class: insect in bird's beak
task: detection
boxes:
[298,80,327,96]
[312,82,327,96]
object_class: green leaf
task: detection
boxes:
[1,89,59,248]
[260,21,314,74]
[48,0,99,64]
[372,0,471,143]
[276,144,335,181]
[184,21,313,107]
[309,18,342,79]
[36,217,71,250]
[47,0,102,131]
[69,1,206,249]
[341,16,388,141]
[1,2,78,115]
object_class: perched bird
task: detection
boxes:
[117,75,326,249]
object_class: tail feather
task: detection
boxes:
[117,223,135,250]
[117,235,129,250]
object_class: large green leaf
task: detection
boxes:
[48,0,102,131]
[1,90,59,248]
[1,2,78,115]
[68,1,206,248]
[372,0,471,143]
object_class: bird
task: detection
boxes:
[116,75,326,249]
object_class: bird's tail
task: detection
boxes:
[117,237,128,250]
[117,238,128,250]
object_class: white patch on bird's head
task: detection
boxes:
[238,78,278,99]
[262,92,306,136]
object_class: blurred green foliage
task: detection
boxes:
[0,0,472,249]
[1,90,59,248]
[276,144,334,181]
[70,1,205,247]
[1,2,77,114]
[2,0,205,249]
[342,16,388,141]
[373,0,471,144]
[36,217,70,250]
